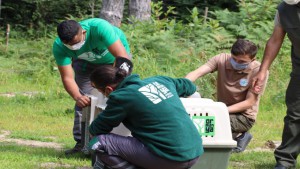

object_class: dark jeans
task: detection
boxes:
[93,134,200,169]
[275,75,300,168]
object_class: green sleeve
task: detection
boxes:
[89,99,126,135]
[52,39,72,66]
[94,20,119,47]
[161,76,197,97]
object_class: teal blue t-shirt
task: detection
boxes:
[52,18,130,66]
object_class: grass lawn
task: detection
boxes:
[1,51,299,169]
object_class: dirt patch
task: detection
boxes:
[40,162,72,168]
[245,147,273,152]
[0,91,44,97]
[0,130,62,150]
[40,162,92,169]
[244,140,281,153]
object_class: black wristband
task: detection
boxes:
[114,57,133,74]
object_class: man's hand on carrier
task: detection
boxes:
[75,95,91,108]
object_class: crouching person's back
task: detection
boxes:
[88,58,203,169]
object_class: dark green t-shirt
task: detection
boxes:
[52,18,130,66]
[89,74,203,162]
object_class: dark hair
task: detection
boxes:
[231,39,258,59]
[90,65,129,90]
[57,20,81,43]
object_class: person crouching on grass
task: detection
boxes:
[88,59,203,169]
[186,39,269,153]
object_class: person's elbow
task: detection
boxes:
[246,97,257,108]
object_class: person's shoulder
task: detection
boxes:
[52,37,64,52]
[211,53,230,63]
[53,36,62,44]
[79,18,102,28]
[252,60,261,68]
[277,1,286,10]
[247,60,261,74]
[149,75,172,81]
[212,53,230,58]
[81,18,110,25]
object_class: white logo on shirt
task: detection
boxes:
[138,82,174,104]
[78,52,98,61]
[77,50,109,62]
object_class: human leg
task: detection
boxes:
[89,134,199,169]
[65,60,96,154]
[230,113,255,153]
[230,113,254,138]
[274,76,300,168]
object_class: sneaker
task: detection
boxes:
[232,132,252,153]
[65,143,82,155]
[274,164,288,169]
[93,158,111,169]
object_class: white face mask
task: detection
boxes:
[64,40,85,50]
[284,0,300,5]
[64,32,86,50]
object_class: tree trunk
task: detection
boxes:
[129,0,151,21]
[0,0,2,19]
[99,0,125,27]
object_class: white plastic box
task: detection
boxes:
[82,93,236,169]
[180,98,237,169]
[81,91,131,154]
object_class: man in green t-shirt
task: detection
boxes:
[52,18,131,155]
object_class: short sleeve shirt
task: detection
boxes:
[274,11,281,27]
[204,53,268,120]
[52,18,130,66]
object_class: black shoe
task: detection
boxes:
[65,143,82,155]
[274,164,288,169]
[232,132,252,153]
[93,160,111,169]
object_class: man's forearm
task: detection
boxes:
[259,41,281,73]
[62,78,82,101]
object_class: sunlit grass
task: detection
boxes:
[0,143,90,169]
[0,16,298,168]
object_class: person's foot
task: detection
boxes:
[232,132,252,153]
[65,143,82,155]
[274,164,289,169]
[93,159,111,169]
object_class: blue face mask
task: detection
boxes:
[230,58,249,70]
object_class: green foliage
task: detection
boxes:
[1,0,101,36]
[211,0,280,43]
[154,0,239,21]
